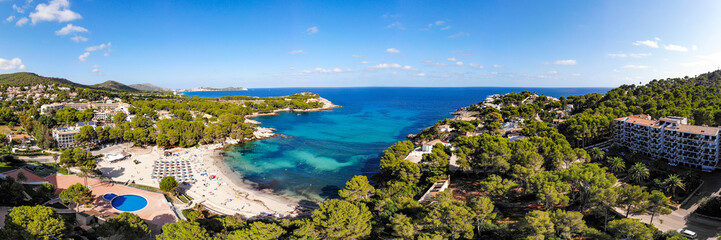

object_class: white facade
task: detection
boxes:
[40,102,130,115]
[52,127,80,148]
[615,115,721,172]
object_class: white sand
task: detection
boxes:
[96,144,299,218]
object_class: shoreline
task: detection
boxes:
[95,97,339,218]
[96,144,302,219]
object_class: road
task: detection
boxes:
[624,171,721,239]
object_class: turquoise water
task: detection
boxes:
[187,87,610,201]
[111,194,148,211]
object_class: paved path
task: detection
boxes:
[624,171,721,239]
[17,155,55,163]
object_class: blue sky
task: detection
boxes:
[1,0,720,88]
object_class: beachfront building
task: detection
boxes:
[614,114,721,172]
[40,102,130,115]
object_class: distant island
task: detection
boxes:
[178,86,248,92]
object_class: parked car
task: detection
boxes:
[677,229,697,239]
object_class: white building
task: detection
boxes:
[615,115,721,172]
[40,102,130,115]
[52,127,80,148]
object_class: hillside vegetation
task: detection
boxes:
[558,70,721,147]
[91,80,140,92]
[0,72,86,88]
[129,83,170,91]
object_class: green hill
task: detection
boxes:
[129,83,170,91]
[91,80,140,92]
[0,72,87,88]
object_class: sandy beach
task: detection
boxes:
[94,97,339,219]
[96,143,300,218]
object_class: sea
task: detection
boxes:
[185,87,610,201]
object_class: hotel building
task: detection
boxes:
[40,102,130,115]
[614,115,721,172]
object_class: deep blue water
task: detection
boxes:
[186,87,610,201]
[111,194,148,212]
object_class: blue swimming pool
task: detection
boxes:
[111,194,148,212]
[103,193,117,200]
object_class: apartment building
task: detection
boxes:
[52,121,97,148]
[615,114,721,172]
[52,127,80,148]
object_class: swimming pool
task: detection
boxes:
[110,194,148,212]
[103,193,118,200]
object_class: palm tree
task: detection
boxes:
[663,174,685,197]
[590,147,605,162]
[606,157,625,173]
[627,163,649,184]
[79,166,93,187]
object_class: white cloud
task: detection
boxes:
[493,64,504,68]
[434,20,445,26]
[664,44,688,52]
[455,61,463,66]
[630,53,651,58]
[654,37,661,41]
[447,57,457,62]
[633,40,659,48]
[360,61,371,64]
[306,26,318,34]
[78,52,89,62]
[416,73,426,77]
[91,65,103,76]
[692,45,698,51]
[300,67,351,74]
[622,64,649,69]
[29,0,82,24]
[468,63,484,69]
[289,50,305,55]
[421,59,433,63]
[433,63,447,67]
[448,32,469,38]
[352,55,364,58]
[680,50,721,68]
[547,71,558,75]
[608,53,651,58]
[12,1,32,14]
[0,57,26,70]
[386,48,401,54]
[15,17,28,26]
[543,59,577,65]
[71,35,88,42]
[572,73,581,77]
[440,25,451,30]
[366,63,417,72]
[5,16,15,22]
[86,42,111,52]
[13,4,24,13]
[55,23,87,35]
[385,21,405,30]
[381,13,401,19]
